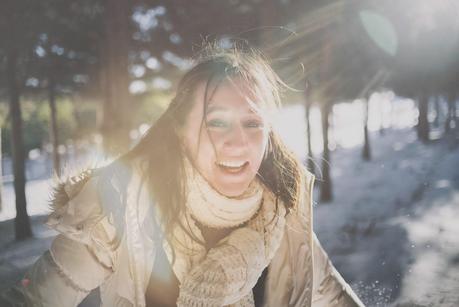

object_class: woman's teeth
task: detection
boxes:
[217,161,245,168]
[216,161,247,170]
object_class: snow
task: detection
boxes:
[0,179,54,222]
[311,127,459,306]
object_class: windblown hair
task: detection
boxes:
[122,43,306,248]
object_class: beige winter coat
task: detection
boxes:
[12,159,364,307]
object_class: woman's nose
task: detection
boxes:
[224,122,248,148]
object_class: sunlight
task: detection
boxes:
[129,80,147,94]
[332,101,364,149]
[273,93,417,160]
[407,0,458,34]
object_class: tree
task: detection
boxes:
[47,72,60,175]
[35,0,103,175]
[360,72,388,160]
[380,1,459,142]
[316,27,335,202]
[0,128,3,212]
[6,49,31,240]
[362,96,372,160]
[417,92,430,143]
[99,1,132,156]
[0,0,38,239]
[0,0,103,239]
[319,100,333,201]
[265,0,388,199]
[443,56,459,134]
[445,91,457,134]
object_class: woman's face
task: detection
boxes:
[182,79,269,197]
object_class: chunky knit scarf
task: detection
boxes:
[185,160,264,229]
[160,160,287,307]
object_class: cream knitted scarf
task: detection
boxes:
[161,160,287,307]
[184,160,264,229]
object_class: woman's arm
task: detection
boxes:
[14,236,112,307]
[312,233,365,307]
[285,170,365,307]
[1,171,118,307]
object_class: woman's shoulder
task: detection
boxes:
[297,166,315,215]
[46,158,138,242]
[303,167,315,192]
[283,166,315,230]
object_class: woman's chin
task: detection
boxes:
[209,163,258,197]
[214,183,249,198]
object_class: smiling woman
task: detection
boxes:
[1,44,364,307]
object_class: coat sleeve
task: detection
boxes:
[311,233,365,307]
[294,169,364,307]
[307,170,364,306]
[1,169,120,307]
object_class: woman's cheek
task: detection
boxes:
[251,132,268,153]
[248,137,267,170]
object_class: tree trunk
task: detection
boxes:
[0,128,3,212]
[433,95,441,127]
[6,49,32,240]
[445,93,457,134]
[48,75,61,177]
[417,95,429,143]
[320,102,332,202]
[445,97,452,133]
[362,98,371,160]
[304,81,315,174]
[100,0,131,156]
[379,98,385,135]
[453,96,457,124]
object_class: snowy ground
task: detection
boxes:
[0,98,457,306]
[312,128,459,307]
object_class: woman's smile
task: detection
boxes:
[215,160,249,175]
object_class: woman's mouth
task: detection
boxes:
[215,160,249,174]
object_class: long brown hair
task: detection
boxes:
[122,43,306,247]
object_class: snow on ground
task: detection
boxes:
[391,145,459,307]
[0,215,56,290]
[0,179,54,223]
[312,128,459,307]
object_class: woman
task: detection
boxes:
[4,45,364,306]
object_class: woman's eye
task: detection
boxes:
[206,119,230,128]
[244,120,264,129]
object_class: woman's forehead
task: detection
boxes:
[195,78,265,113]
[205,104,261,117]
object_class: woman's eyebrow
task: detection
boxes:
[206,104,260,115]
[206,105,227,114]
